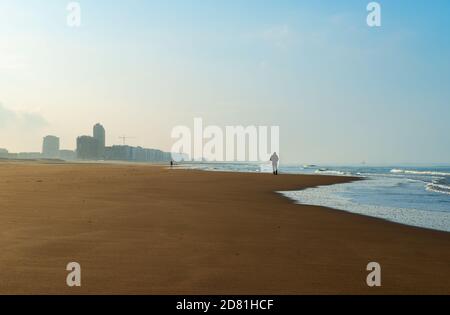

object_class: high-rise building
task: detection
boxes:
[76,136,99,160]
[75,123,106,160]
[0,148,9,158]
[42,135,60,158]
[93,123,106,159]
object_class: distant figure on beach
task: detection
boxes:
[270,152,279,175]
[170,160,174,168]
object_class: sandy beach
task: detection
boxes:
[0,161,449,294]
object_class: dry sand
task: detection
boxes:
[0,161,449,294]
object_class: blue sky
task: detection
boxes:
[0,0,449,164]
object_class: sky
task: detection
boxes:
[0,0,449,164]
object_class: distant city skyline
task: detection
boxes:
[1,0,449,164]
[0,122,173,163]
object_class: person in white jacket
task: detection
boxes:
[270,152,279,175]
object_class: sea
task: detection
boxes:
[178,163,450,232]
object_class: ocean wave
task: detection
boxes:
[280,181,450,232]
[426,183,450,195]
[390,169,450,177]
[314,169,350,176]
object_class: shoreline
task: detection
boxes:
[179,164,450,233]
[0,161,449,294]
[182,165,450,234]
[280,190,450,235]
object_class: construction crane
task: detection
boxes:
[118,135,136,145]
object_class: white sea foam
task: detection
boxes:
[280,178,450,233]
[314,169,350,176]
[390,169,450,177]
[426,183,450,195]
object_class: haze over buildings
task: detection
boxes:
[93,123,106,158]
[76,135,100,160]
[42,135,60,159]
[75,123,172,162]
[1,123,175,163]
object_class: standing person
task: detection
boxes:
[270,152,279,175]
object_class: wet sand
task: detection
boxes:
[0,161,449,294]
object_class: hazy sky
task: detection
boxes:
[1,0,449,164]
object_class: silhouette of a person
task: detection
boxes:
[270,152,279,175]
